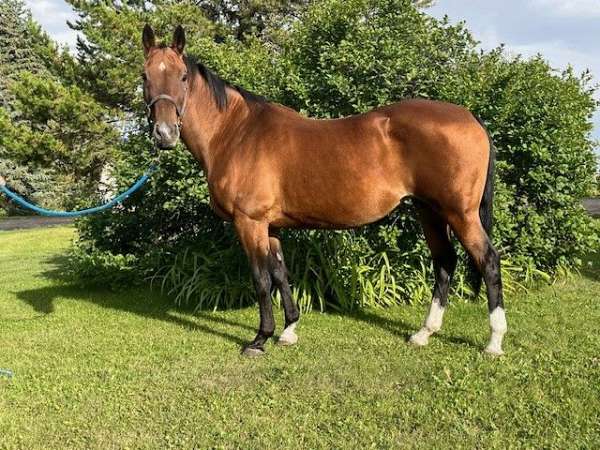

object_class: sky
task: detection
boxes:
[25,0,600,144]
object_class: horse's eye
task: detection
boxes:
[182,74,188,82]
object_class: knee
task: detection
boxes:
[254,269,272,297]
[269,251,288,285]
[271,264,287,285]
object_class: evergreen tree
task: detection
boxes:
[0,0,48,112]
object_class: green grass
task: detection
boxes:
[1,227,599,449]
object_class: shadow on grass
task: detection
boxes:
[338,307,481,350]
[13,255,256,347]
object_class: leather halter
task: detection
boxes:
[146,89,188,129]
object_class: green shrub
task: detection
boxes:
[70,0,599,311]
[66,243,140,290]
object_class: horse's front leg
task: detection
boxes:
[235,216,275,357]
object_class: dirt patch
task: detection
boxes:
[0,216,73,231]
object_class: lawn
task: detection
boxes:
[1,226,599,449]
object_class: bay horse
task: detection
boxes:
[141,25,507,357]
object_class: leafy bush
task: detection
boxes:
[66,243,140,290]
[69,0,599,311]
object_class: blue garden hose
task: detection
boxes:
[0,165,158,218]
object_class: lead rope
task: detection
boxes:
[0,162,159,218]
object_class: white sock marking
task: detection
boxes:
[279,322,298,345]
[485,307,507,355]
[410,298,445,346]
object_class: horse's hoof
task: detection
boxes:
[242,346,265,357]
[483,345,504,357]
[278,323,298,346]
[408,330,429,347]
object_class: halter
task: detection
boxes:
[146,89,188,130]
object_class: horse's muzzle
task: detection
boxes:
[153,122,179,149]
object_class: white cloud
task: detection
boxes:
[508,41,599,79]
[24,0,79,50]
[529,0,600,18]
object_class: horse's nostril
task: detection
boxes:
[153,123,178,143]
[153,122,178,148]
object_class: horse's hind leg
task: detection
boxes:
[450,213,506,355]
[268,234,300,346]
[410,205,457,346]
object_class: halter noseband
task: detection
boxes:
[146,90,188,129]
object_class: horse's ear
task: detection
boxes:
[142,24,155,57]
[172,25,186,55]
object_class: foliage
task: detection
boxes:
[65,243,140,290]
[0,0,55,212]
[195,0,311,41]
[65,0,599,311]
[12,73,120,190]
[0,156,58,213]
[0,0,48,112]
[68,0,218,111]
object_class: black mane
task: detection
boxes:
[184,55,266,111]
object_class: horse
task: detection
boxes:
[141,25,507,357]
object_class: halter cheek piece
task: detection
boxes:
[145,88,188,131]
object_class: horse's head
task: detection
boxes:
[142,25,188,149]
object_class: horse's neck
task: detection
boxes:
[180,84,249,178]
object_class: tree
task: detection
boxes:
[194,0,311,40]
[0,0,55,212]
[413,0,435,7]
[0,0,48,112]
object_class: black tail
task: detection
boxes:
[468,115,496,296]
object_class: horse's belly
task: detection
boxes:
[277,182,408,229]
